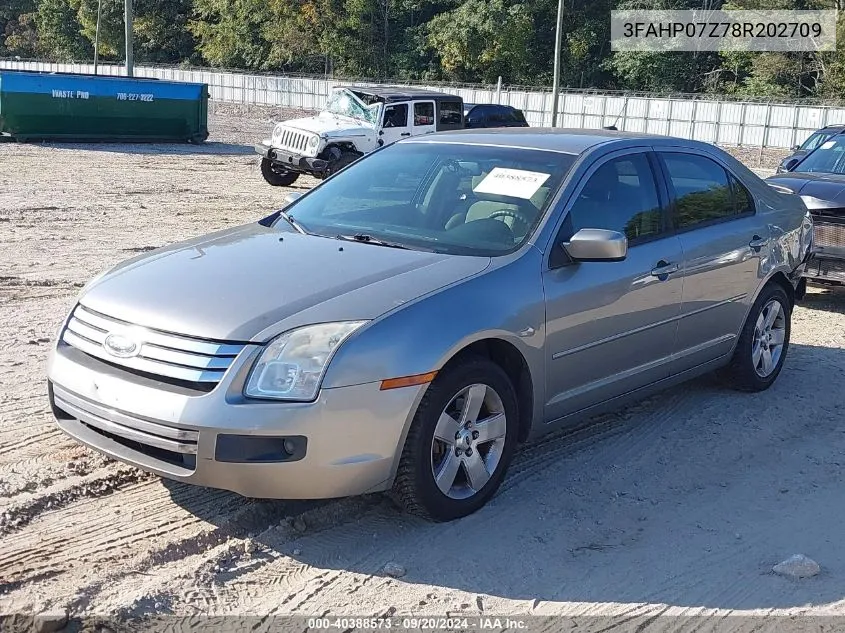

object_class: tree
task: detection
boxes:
[70,0,124,58]
[426,0,534,83]
[35,0,90,61]
[1,0,37,57]
[133,0,198,63]
[190,0,272,69]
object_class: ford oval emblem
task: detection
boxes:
[103,333,139,358]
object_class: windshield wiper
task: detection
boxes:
[277,210,308,234]
[336,233,411,250]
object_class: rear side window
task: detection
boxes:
[509,109,527,124]
[439,101,463,125]
[660,153,747,229]
[730,174,755,214]
[414,102,435,126]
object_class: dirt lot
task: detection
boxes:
[1,108,844,626]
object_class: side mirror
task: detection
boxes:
[783,158,800,172]
[283,192,303,205]
[563,228,628,262]
[792,144,801,151]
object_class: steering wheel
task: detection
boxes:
[488,207,534,236]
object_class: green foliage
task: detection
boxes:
[35,0,90,61]
[190,0,272,69]
[1,0,37,56]
[71,0,124,58]
[2,0,845,103]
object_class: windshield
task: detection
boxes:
[800,131,834,151]
[324,89,379,125]
[793,135,845,174]
[275,142,575,256]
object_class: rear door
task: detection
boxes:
[412,101,437,136]
[656,151,767,373]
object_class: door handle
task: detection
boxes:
[400,132,412,137]
[749,235,769,251]
[650,260,679,280]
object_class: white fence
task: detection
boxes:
[3,58,844,150]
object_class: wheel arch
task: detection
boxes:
[321,141,362,159]
[440,337,535,443]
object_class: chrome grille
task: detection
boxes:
[813,219,845,249]
[273,127,313,154]
[62,305,246,384]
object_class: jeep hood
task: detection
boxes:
[282,111,376,137]
[79,223,490,342]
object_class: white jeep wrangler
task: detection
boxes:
[255,86,464,185]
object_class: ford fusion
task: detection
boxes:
[48,130,812,521]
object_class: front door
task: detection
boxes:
[380,102,411,146]
[542,150,685,422]
[656,151,767,373]
[412,101,437,136]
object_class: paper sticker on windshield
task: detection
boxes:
[473,168,551,199]
[821,140,836,149]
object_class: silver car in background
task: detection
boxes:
[47,130,812,521]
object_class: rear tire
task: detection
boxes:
[392,357,518,521]
[261,158,300,187]
[725,283,791,392]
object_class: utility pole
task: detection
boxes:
[94,0,102,75]
[550,0,564,127]
[125,0,134,77]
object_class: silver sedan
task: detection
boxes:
[47,129,813,521]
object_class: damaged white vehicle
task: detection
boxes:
[255,86,464,185]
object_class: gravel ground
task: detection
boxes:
[1,108,843,627]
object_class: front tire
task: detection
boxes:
[323,152,360,178]
[260,158,300,187]
[725,283,791,392]
[392,357,518,521]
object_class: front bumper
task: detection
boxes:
[255,143,328,176]
[47,342,424,499]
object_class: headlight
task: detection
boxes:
[245,321,368,401]
[308,135,319,148]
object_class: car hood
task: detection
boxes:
[281,112,376,137]
[766,172,845,210]
[79,223,491,343]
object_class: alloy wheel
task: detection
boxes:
[430,383,507,500]
[752,298,786,378]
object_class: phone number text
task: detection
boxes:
[117,92,154,102]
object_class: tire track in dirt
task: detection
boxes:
[0,464,150,535]
[92,497,394,616]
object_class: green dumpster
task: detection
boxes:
[0,70,209,142]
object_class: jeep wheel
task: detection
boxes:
[260,158,300,187]
[324,152,360,178]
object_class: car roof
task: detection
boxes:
[339,86,461,103]
[400,127,676,154]
[466,103,519,111]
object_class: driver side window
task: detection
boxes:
[563,153,664,244]
[383,104,408,128]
